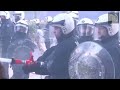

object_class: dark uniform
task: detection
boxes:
[23,34,77,79]
[78,36,93,43]
[0,19,14,78]
[95,34,120,79]
[11,32,30,43]
[0,19,14,58]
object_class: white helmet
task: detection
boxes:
[95,13,119,36]
[34,19,40,24]
[77,18,94,25]
[31,19,36,23]
[45,16,53,22]
[14,11,25,20]
[5,11,10,19]
[0,11,10,19]
[69,11,79,20]
[52,13,75,35]
[62,11,71,14]
[77,18,94,36]
[71,11,79,15]
[15,20,28,33]
[36,19,40,24]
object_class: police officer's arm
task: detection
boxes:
[37,46,56,62]
[32,46,56,74]
[22,46,56,74]
[32,46,57,75]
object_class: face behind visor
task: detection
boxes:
[94,13,119,41]
[14,15,21,22]
[0,16,6,22]
[15,24,28,34]
[93,22,112,41]
[76,24,94,37]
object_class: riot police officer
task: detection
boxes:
[0,11,14,78]
[7,20,35,79]
[11,20,30,42]
[76,18,94,43]
[0,11,14,58]
[22,13,77,79]
[13,11,25,23]
[94,13,120,78]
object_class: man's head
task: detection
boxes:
[51,13,75,42]
[77,18,94,37]
[94,24,110,40]
[15,20,28,34]
[53,26,64,40]
[13,11,25,22]
[45,16,53,23]
[94,13,119,41]
[0,11,10,22]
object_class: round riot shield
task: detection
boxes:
[13,46,32,60]
[69,41,115,79]
[6,39,37,79]
[7,39,36,59]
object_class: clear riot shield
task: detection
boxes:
[69,41,115,79]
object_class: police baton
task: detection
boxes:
[0,52,35,65]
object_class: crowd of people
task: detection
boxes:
[0,11,120,79]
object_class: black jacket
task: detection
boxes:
[78,36,93,43]
[95,35,120,79]
[35,36,77,79]
[11,32,30,43]
[0,19,14,40]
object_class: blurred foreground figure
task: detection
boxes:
[0,62,6,79]
[0,11,14,78]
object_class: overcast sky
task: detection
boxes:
[10,11,110,20]
[39,11,109,20]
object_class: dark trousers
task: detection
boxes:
[11,64,29,79]
[1,38,11,78]
[1,39,10,58]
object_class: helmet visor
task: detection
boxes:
[77,24,94,36]
[15,24,28,33]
